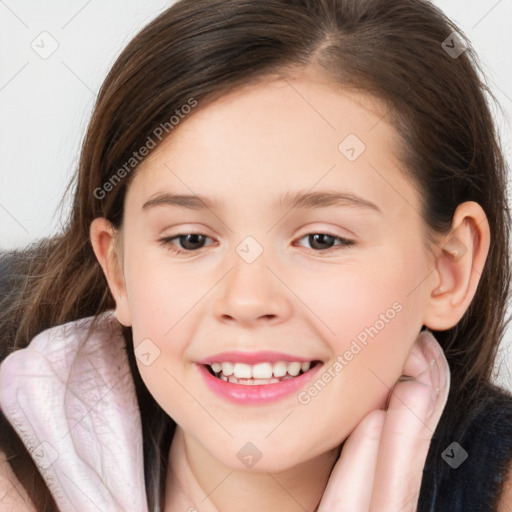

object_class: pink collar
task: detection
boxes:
[0,311,149,512]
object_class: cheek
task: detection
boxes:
[123,249,213,418]
[295,254,424,401]
[290,254,420,345]
[123,243,205,341]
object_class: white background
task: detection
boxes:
[1,0,511,391]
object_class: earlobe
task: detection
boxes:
[422,201,490,331]
[89,217,132,327]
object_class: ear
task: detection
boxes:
[90,217,132,327]
[422,201,490,330]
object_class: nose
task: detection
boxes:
[213,250,293,327]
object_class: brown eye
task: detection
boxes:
[159,233,214,254]
[295,232,355,252]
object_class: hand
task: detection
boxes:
[317,328,450,512]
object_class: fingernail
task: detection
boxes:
[427,361,450,420]
[419,329,442,365]
[426,386,442,419]
[416,330,450,420]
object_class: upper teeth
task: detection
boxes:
[210,361,311,379]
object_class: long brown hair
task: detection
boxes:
[1,0,510,510]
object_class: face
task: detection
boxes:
[110,69,436,472]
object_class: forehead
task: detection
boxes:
[126,74,420,220]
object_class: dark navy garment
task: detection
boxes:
[418,381,512,511]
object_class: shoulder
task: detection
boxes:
[459,383,512,509]
[493,383,512,511]
[0,450,36,512]
[498,460,512,512]
[420,382,512,512]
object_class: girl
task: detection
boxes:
[1,0,512,511]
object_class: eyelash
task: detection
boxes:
[158,231,356,256]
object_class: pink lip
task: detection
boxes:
[196,361,324,405]
[196,351,317,365]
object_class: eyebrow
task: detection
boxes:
[142,190,382,214]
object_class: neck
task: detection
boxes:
[166,425,341,512]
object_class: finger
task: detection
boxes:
[317,409,385,512]
[369,330,451,512]
[401,329,450,430]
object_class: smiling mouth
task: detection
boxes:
[204,360,322,386]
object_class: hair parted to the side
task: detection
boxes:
[1,0,510,510]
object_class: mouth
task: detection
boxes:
[203,360,323,386]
